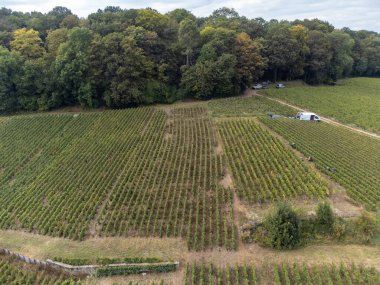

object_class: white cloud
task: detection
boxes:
[3,0,380,32]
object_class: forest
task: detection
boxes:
[0,6,379,113]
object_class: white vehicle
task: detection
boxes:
[296,112,321,122]
[252,83,263,90]
[276,83,286,88]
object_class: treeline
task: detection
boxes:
[0,6,379,113]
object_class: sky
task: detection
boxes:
[2,0,380,32]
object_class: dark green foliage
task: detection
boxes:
[95,263,177,277]
[1,6,380,114]
[53,257,163,266]
[265,203,301,249]
[316,201,334,234]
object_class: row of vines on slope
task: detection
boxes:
[0,107,236,250]
[261,118,380,209]
[185,262,380,285]
[0,109,157,240]
[97,107,236,251]
[0,255,80,285]
[217,119,328,204]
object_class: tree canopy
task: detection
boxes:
[0,6,379,113]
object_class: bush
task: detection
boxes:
[265,203,301,249]
[316,201,334,234]
[353,211,376,244]
[95,263,177,277]
[332,218,348,241]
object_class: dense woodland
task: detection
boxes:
[0,6,380,113]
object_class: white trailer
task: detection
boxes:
[296,112,321,122]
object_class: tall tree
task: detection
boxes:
[0,47,23,112]
[235,32,267,89]
[10,28,45,58]
[178,19,200,66]
[55,27,96,107]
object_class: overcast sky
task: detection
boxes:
[3,0,380,32]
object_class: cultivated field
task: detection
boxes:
[264,78,380,133]
[217,119,328,203]
[0,107,235,250]
[0,255,80,285]
[261,118,380,209]
[208,96,295,117]
[1,81,380,284]
[186,262,380,285]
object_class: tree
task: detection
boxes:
[265,203,301,249]
[55,27,96,107]
[46,28,68,56]
[304,30,332,84]
[11,28,45,58]
[166,9,195,23]
[328,31,354,80]
[17,57,48,111]
[181,47,237,100]
[178,19,200,65]
[98,33,154,107]
[265,23,306,81]
[235,32,267,89]
[289,25,309,78]
[60,14,79,29]
[0,47,23,113]
[200,26,236,55]
[315,201,334,234]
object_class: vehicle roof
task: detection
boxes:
[299,112,318,116]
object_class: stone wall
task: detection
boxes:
[0,247,179,277]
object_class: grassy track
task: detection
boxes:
[264,78,380,133]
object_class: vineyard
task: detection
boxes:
[0,255,79,285]
[0,107,236,250]
[217,119,328,203]
[185,262,380,285]
[264,78,380,133]
[208,96,295,118]
[96,107,236,251]
[261,118,380,209]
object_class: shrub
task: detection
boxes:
[95,263,177,277]
[265,203,301,249]
[316,201,334,234]
[332,218,348,241]
[353,211,376,244]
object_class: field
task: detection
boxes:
[1,81,380,284]
[217,119,328,203]
[264,78,380,133]
[261,118,380,209]
[0,107,236,250]
[186,262,380,285]
[208,96,295,117]
[0,255,80,285]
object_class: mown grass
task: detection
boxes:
[264,78,380,133]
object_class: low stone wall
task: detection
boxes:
[0,247,179,277]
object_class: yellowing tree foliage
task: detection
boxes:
[11,28,45,58]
